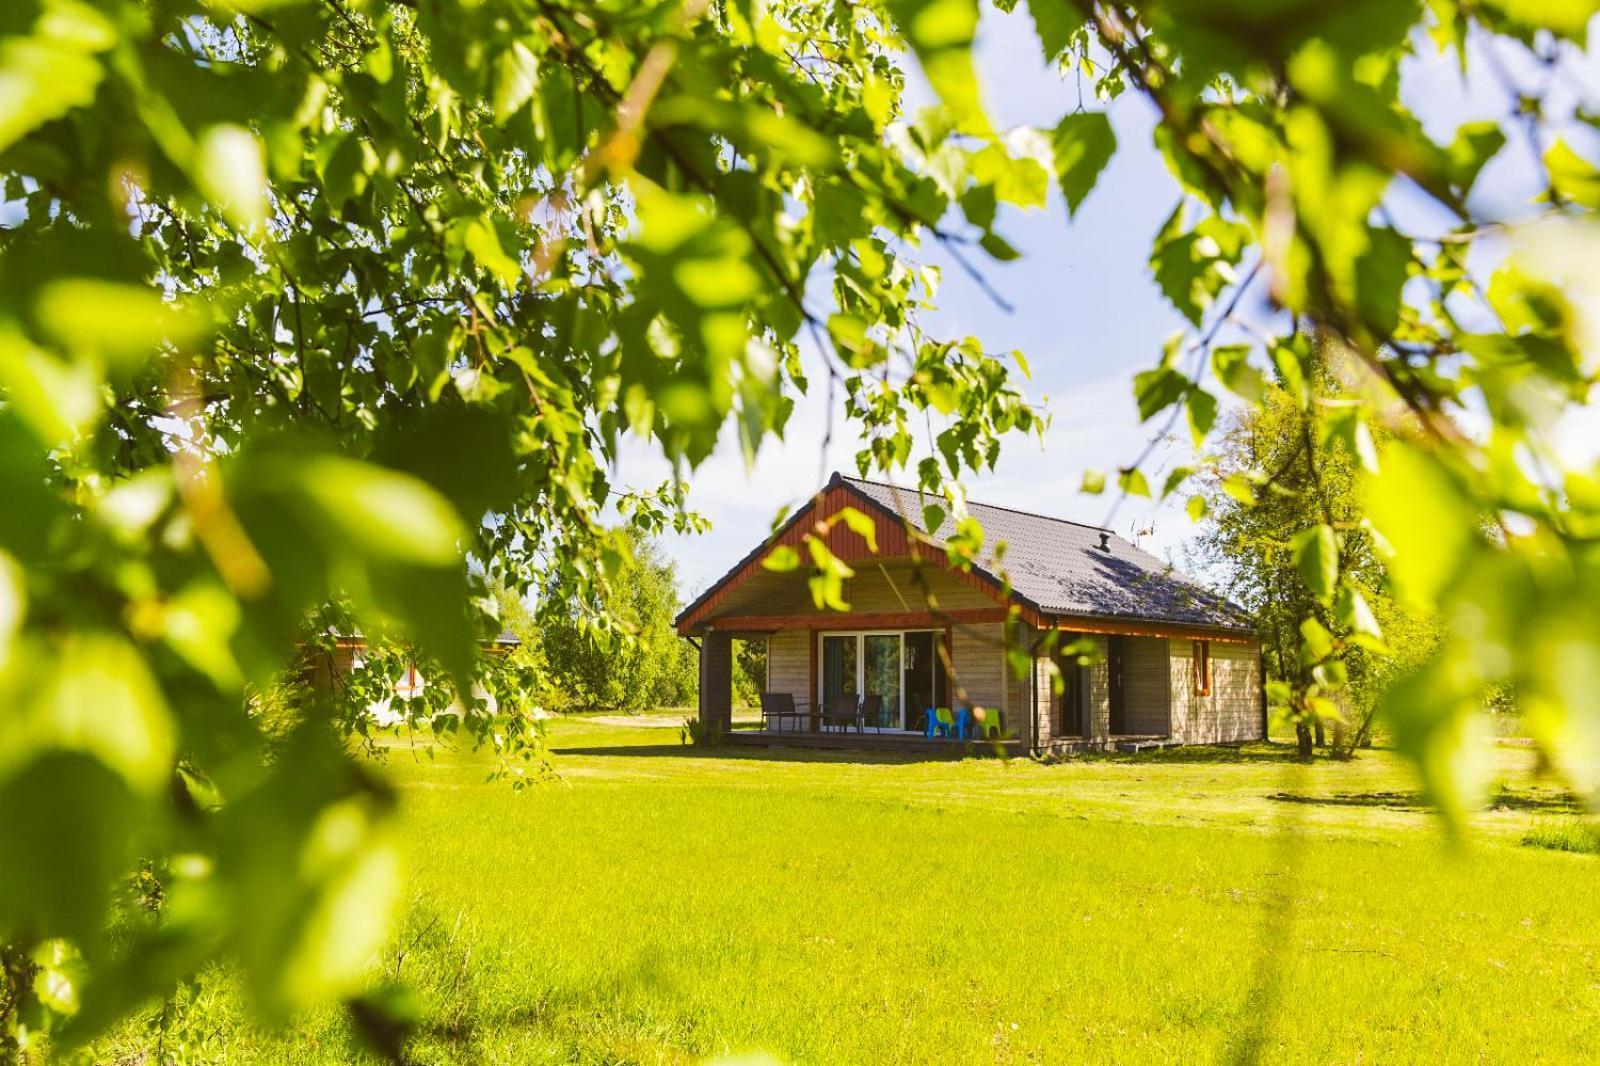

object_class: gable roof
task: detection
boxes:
[675,472,1253,636]
[838,476,1252,633]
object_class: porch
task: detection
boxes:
[725,725,1025,758]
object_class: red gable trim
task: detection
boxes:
[674,477,979,633]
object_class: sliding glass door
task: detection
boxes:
[902,631,949,732]
[863,635,901,730]
[817,630,946,732]
[821,635,858,713]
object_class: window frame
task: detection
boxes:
[1194,640,1212,697]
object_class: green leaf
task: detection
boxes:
[1080,469,1106,494]
[1299,616,1334,661]
[1364,444,1475,609]
[0,633,176,795]
[492,40,539,121]
[1444,121,1506,193]
[1185,388,1217,446]
[1026,0,1081,59]
[34,280,206,368]
[0,11,112,154]
[762,544,801,572]
[1291,523,1339,601]
[196,124,269,230]
[1354,225,1411,336]
[1545,139,1600,208]
[1134,365,1189,421]
[1221,473,1257,506]
[293,456,467,567]
[1211,343,1265,402]
[1050,111,1115,217]
[836,506,880,553]
[463,216,523,289]
[1381,656,1489,834]
[887,0,987,131]
[1117,467,1150,498]
[1186,494,1208,522]
[1481,0,1600,39]
[922,503,947,533]
[1161,465,1193,499]
[31,939,85,1017]
[1335,583,1383,640]
[979,230,1022,260]
[0,753,140,943]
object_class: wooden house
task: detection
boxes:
[676,474,1264,754]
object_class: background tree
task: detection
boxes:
[540,536,699,711]
[732,639,768,708]
[1190,343,1444,757]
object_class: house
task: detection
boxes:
[312,630,522,724]
[675,473,1264,754]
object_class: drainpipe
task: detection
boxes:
[1027,631,1048,757]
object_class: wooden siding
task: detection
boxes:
[1169,639,1262,743]
[950,622,1006,723]
[699,632,733,730]
[1121,636,1172,735]
[1084,635,1110,741]
[1033,634,1110,744]
[766,630,812,710]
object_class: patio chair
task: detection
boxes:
[860,693,884,733]
[759,692,806,734]
[922,706,954,739]
[824,693,862,733]
[969,706,1004,740]
[953,707,974,740]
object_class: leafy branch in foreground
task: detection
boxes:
[1,0,1598,1054]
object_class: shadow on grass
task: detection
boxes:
[1099,743,1307,765]
[1268,787,1582,813]
[1269,790,1425,810]
[548,741,1004,766]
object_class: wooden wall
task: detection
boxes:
[767,629,812,708]
[947,622,1003,729]
[1121,637,1173,735]
[1168,639,1262,743]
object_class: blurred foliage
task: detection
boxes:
[0,0,1598,1054]
[536,535,700,711]
[1191,351,1446,757]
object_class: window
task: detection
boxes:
[1194,640,1212,696]
[819,630,947,731]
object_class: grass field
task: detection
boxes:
[98,713,1599,1064]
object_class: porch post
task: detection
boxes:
[699,630,733,735]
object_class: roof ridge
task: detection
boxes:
[838,473,1116,536]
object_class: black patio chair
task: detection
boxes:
[859,693,884,733]
[759,692,807,734]
[824,693,862,733]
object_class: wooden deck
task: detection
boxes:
[726,727,1024,757]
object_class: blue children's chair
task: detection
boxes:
[953,707,974,740]
[923,706,954,739]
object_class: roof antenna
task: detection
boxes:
[1098,531,1111,552]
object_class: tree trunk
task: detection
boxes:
[1313,718,1326,748]
[1296,721,1314,759]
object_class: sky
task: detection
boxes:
[633,11,1600,598]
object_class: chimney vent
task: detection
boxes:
[1098,532,1111,552]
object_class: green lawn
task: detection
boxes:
[99,714,1599,1063]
